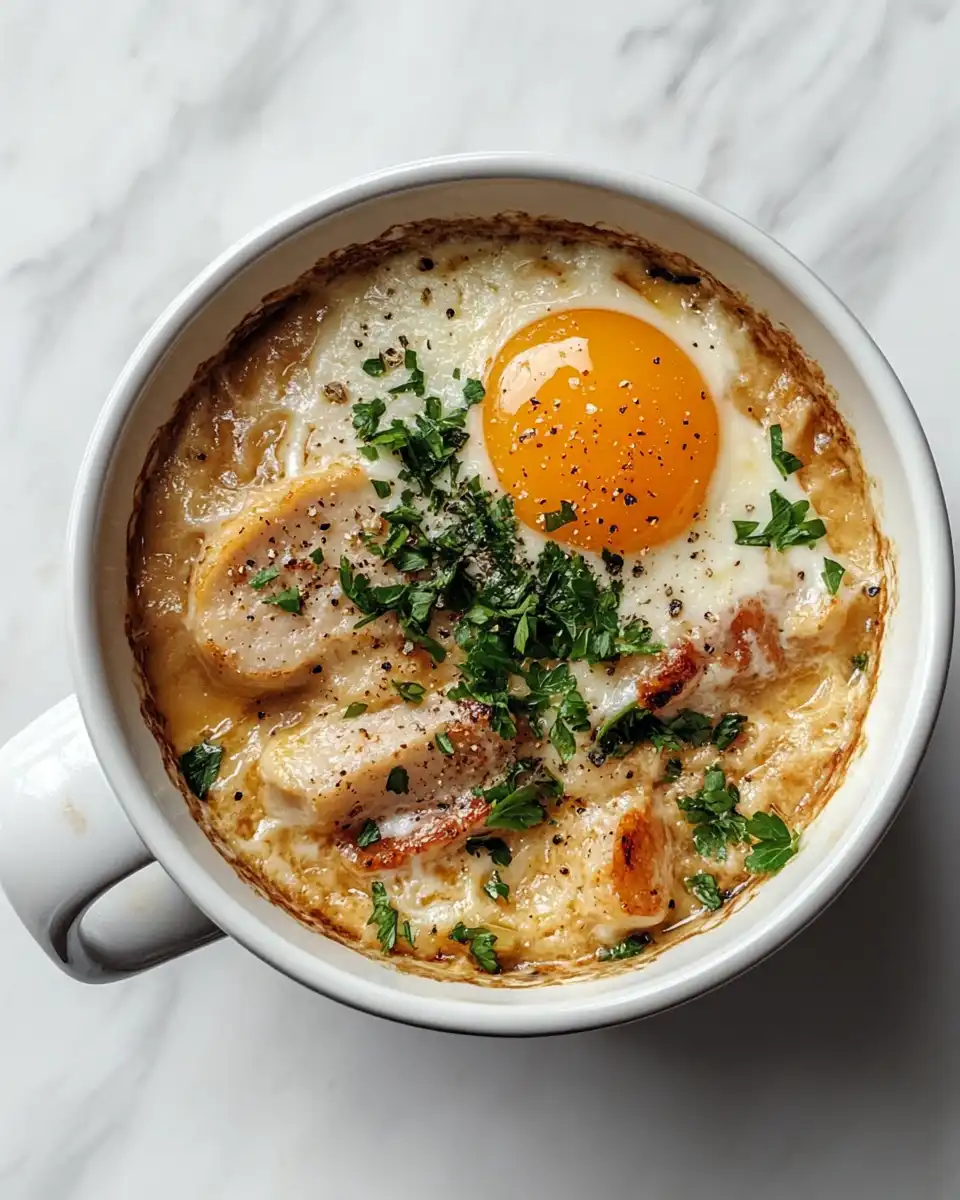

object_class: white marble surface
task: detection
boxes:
[2,0,959,1195]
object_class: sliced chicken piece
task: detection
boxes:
[187,462,395,692]
[259,693,510,867]
[636,641,704,712]
[610,805,672,924]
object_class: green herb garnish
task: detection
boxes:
[465,836,512,866]
[362,355,386,377]
[483,870,509,902]
[482,759,561,830]
[387,348,426,397]
[249,565,279,590]
[734,489,826,551]
[367,881,398,953]
[262,586,302,614]
[822,557,845,595]
[769,424,803,479]
[343,702,368,718]
[685,872,723,911]
[712,712,747,751]
[676,764,749,860]
[435,731,455,756]
[851,652,868,672]
[662,757,683,782]
[309,547,325,566]
[449,922,501,973]
[386,766,409,794]
[744,812,799,873]
[597,932,651,962]
[372,479,393,499]
[392,680,426,705]
[400,920,416,947]
[357,819,381,848]
[462,378,485,405]
[543,499,577,532]
[179,741,223,799]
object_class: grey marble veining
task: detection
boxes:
[1,1,958,1196]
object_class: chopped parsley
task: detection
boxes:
[822,557,845,595]
[386,766,409,794]
[435,731,455,756]
[179,741,223,799]
[343,702,368,718]
[371,479,393,499]
[662,757,683,782]
[482,759,562,830]
[387,348,426,397]
[543,499,577,532]
[597,932,651,962]
[769,424,804,479]
[483,870,509,902]
[685,872,723,911]
[676,763,749,860]
[309,547,324,566]
[734,489,826,551]
[261,586,302,614]
[367,881,398,953]
[249,565,279,590]
[851,652,869,672]
[449,922,501,973]
[602,548,624,576]
[712,712,747,751]
[462,378,486,405]
[744,812,799,873]
[356,819,381,848]
[361,355,386,377]
[400,920,416,947]
[392,680,426,704]
[465,836,512,866]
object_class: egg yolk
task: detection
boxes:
[483,308,719,554]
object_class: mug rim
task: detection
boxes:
[67,153,954,1035]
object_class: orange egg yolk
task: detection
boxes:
[483,308,719,554]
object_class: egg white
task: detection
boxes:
[281,240,846,719]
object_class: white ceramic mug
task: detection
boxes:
[0,157,952,1035]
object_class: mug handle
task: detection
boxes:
[0,696,223,982]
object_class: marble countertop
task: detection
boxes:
[2,1,959,1196]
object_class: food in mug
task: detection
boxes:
[128,217,886,984]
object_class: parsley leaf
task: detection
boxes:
[261,586,302,614]
[744,812,799,873]
[392,680,426,704]
[386,766,409,794]
[482,759,561,830]
[483,870,509,902]
[465,836,512,866]
[851,652,868,672]
[353,397,386,439]
[734,489,826,551]
[435,731,455,756]
[543,499,577,532]
[400,920,416,947]
[372,479,393,499]
[343,702,368,718]
[769,424,804,479]
[662,757,682,782]
[593,704,724,764]
[685,872,723,911]
[362,355,386,377]
[357,819,381,848]
[677,763,749,860]
[179,741,223,799]
[463,378,485,405]
[449,922,501,973]
[388,348,426,397]
[822,557,845,595]
[712,712,747,751]
[367,881,398,953]
[309,547,324,566]
[597,932,650,962]
[249,565,279,590]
